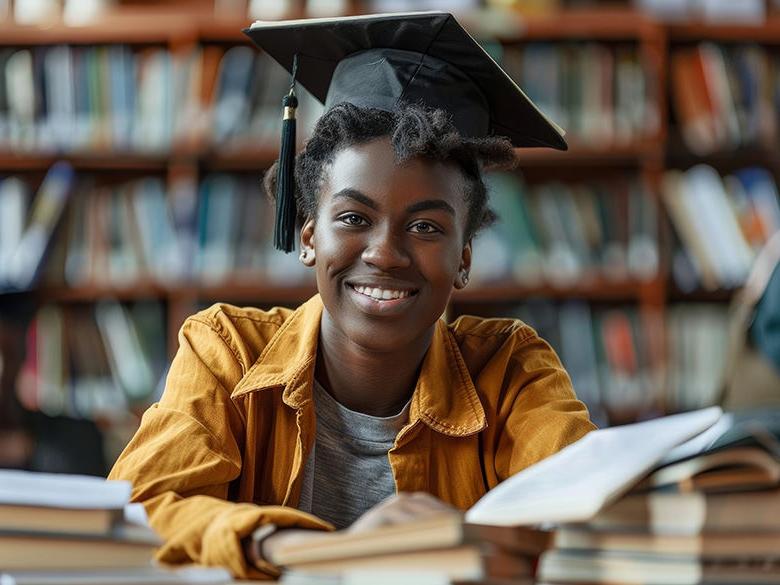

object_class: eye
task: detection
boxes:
[409,221,441,234]
[338,213,369,227]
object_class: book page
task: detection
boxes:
[658,412,734,466]
[465,407,722,526]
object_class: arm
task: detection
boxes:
[109,316,332,579]
[492,331,596,479]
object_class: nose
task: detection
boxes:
[361,226,412,271]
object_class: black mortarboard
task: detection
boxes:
[243,11,567,251]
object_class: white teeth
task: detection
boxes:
[351,285,412,300]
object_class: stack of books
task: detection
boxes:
[0,470,230,585]
[534,410,780,585]
[274,514,547,584]
[272,407,780,585]
[471,172,659,288]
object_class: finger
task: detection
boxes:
[396,492,458,514]
[409,492,458,511]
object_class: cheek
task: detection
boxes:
[415,243,462,283]
[313,224,360,274]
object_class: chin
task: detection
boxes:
[342,315,427,353]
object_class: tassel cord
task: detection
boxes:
[273,54,300,252]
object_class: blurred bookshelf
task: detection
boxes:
[2,0,780,467]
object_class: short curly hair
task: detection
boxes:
[263,102,516,240]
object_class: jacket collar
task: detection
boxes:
[232,295,486,437]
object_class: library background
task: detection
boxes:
[1,0,779,475]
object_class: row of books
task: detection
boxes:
[272,408,780,585]
[0,169,313,292]
[508,301,728,427]
[17,301,166,422]
[473,172,660,287]
[0,162,75,291]
[671,43,780,155]
[0,38,658,155]
[663,165,780,291]
[502,42,659,146]
[0,43,323,154]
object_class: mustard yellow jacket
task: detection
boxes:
[109,295,595,579]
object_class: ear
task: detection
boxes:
[299,217,316,267]
[453,239,472,289]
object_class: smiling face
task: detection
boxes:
[300,137,472,353]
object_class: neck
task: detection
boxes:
[316,312,434,417]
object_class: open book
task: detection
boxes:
[465,406,724,526]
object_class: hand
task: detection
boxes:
[256,492,458,566]
[348,492,459,533]
[257,528,331,566]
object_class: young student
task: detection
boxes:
[109,12,596,579]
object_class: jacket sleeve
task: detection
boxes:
[108,316,332,579]
[492,329,597,480]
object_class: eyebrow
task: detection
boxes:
[332,188,455,216]
[405,199,455,216]
[332,188,377,209]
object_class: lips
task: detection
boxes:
[350,284,415,301]
[345,282,419,315]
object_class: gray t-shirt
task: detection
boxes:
[297,380,411,529]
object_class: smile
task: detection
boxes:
[351,285,414,301]
[345,283,419,315]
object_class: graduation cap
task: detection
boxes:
[243,11,567,252]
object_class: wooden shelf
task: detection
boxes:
[36,282,169,302]
[666,142,780,169]
[668,286,738,303]
[452,278,653,303]
[0,142,662,173]
[202,147,279,171]
[0,152,171,172]
[197,18,255,43]
[173,283,317,304]
[0,14,198,45]
[516,141,663,166]
[669,17,780,43]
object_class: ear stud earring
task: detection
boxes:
[461,273,469,286]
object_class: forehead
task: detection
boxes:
[321,138,467,211]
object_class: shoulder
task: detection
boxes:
[180,302,294,373]
[448,313,574,402]
[448,314,541,358]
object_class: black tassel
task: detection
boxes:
[273,54,299,252]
